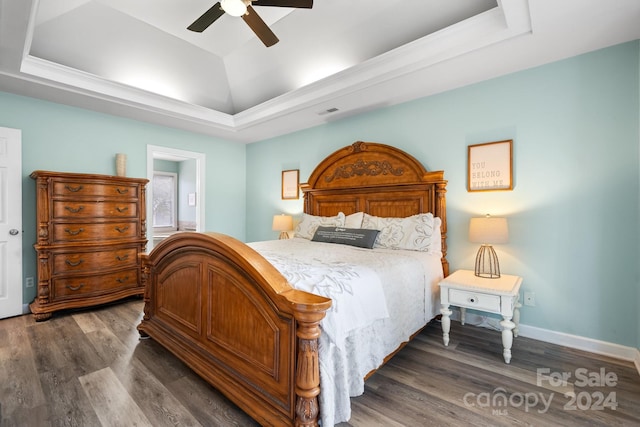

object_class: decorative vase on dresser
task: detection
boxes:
[30,171,148,321]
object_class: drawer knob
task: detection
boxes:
[468,297,477,303]
[116,206,129,213]
[115,254,129,261]
[116,188,130,194]
[115,226,130,233]
[116,276,130,284]
[65,283,84,291]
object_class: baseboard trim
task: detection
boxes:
[447,310,640,376]
[517,324,639,372]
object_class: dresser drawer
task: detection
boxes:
[52,268,140,299]
[53,180,139,199]
[52,247,139,274]
[52,201,138,219]
[448,288,501,312]
[53,222,139,243]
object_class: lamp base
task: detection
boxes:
[475,244,501,278]
[278,231,290,240]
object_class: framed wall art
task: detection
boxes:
[467,139,513,192]
[281,169,300,199]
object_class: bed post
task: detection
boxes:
[435,181,449,277]
[137,253,152,337]
[288,291,331,427]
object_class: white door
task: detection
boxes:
[0,127,22,319]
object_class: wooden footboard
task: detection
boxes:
[137,232,331,426]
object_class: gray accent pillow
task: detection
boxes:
[311,226,380,249]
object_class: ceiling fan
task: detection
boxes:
[188,0,313,47]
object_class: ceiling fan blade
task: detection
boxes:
[242,5,279,47]
[252,0,313,8]
[188,2,225,32]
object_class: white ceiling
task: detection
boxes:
[1,0,639,143]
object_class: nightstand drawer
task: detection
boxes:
[449,288,501,312]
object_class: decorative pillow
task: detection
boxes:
[312,226,380,249]
[294,212,346,240]
[362,213,439,252]
[344,212,364,228]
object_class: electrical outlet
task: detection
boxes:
[524,291,535,306]
[26,277,34,288]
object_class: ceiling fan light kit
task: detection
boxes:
[221,0,248,17]
[188,0,314,47]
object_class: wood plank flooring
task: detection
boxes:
[1,298,638,426]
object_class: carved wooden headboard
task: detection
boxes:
[300,141,448,276]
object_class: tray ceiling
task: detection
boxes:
[1,0,639,143]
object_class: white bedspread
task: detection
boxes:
[250,239,389,349]
[248,238,443,426]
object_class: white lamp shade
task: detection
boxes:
[469,216,508,244]
[272,214,293,232]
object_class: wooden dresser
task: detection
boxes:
[30,171,148,321]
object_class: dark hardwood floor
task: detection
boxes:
[1,298,638,426]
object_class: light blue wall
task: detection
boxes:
[247,41,640,347]
[154,159,179,173]
[0,92,247,305]
[178,159,197,225]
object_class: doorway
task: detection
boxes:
[146,145,205,251]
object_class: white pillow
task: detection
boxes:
[344,212,364,228]
[362,213,440,253]
[294,212,346,240]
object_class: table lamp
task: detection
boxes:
[272,214,293,239]
[469,215,508,278]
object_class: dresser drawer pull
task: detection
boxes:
[115,254,129,261]
[116,276,129,284]
[64,184,84,193]
[64,205,84,213]
[114,226,130,233]
[116,188,130,195]
[115,206,129,213]
[65,259,84,267]
[64,228,84,236]
[65,283,84,291]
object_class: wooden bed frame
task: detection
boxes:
[137,141,447,426]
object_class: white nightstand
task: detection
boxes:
[439,269,522,364]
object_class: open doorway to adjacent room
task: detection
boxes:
[146,145,205,251]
